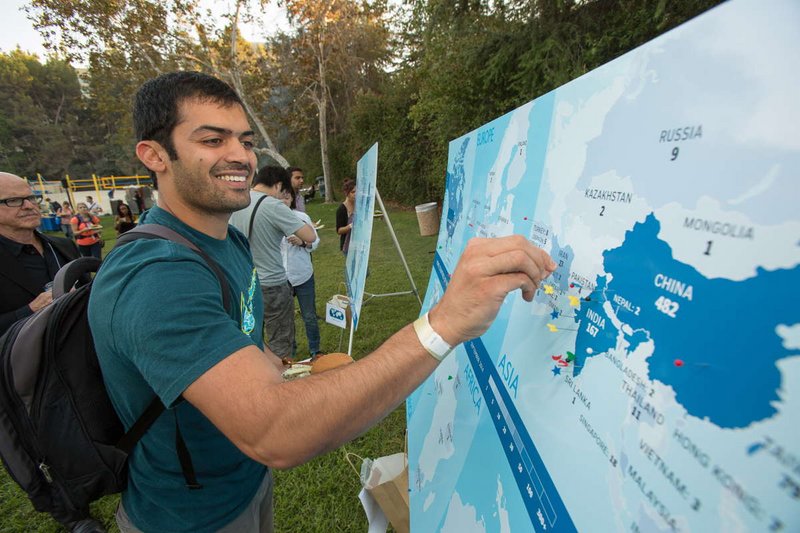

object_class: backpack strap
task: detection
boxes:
[115,399,203,490]
[248,194,268,240]
[52,257,102,298]
[116,397,164,454]
[174,413,202,489]
[112,223,239,490]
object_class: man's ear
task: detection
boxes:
[136,141,169,174]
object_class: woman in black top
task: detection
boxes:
[335,178,356,254]
[115,203,137,235]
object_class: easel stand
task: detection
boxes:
[345,189,423,356]
[364,190,423,306]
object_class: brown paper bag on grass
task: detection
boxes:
[364,453,409,533]
[347,451,410,533]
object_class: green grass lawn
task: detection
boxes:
[1,201,438,532]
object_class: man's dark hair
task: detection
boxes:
[253,165,292,192]
[287,167,303,175]
[133,71,243,184]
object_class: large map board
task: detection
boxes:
[345,142,379,329]
[407,1,800,531]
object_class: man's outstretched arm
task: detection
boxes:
[183,235,556,469]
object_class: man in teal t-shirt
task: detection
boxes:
[90,206,267,532]
[88,72,555,532]
[89,73,278,532]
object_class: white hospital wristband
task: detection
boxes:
[413,312,454,362]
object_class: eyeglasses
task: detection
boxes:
[0,195,43,207]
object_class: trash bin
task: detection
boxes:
[39,216,60,232]
[415,202,439,236]
[315,176,326,199]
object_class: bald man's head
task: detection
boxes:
[0,172,25,188]
[0,173,42,238]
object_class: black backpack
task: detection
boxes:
[0,224,230,525]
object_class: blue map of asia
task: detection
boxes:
[572,214,800,429]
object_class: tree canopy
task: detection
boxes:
[1,0,721,202]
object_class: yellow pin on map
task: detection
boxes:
[547,323,559,332]
[568,295,581,307]
[543,284,555,295]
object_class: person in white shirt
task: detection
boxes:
[280,187,322,359]
[85,196,103,215]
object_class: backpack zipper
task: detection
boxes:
[41,285,123,497]
[29,294,86,508]
[39,286,99,438]
[33,286,90,426]
[39,461,53,483]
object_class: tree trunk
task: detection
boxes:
[229,0,289,169]
[319,98,332,202]
[317,37,334,202]
[254,146,290,168]
[235,76,290,168]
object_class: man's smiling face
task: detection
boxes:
[165,98,257,215]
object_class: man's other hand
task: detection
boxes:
[429,236,556,346]
[28,291,53,312]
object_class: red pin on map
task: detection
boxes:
[674,359,684,367]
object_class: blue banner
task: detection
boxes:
[345,142,379,329]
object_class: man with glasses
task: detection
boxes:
[0,173,80,334]
[230,166,316,361]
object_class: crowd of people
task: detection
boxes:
[40,194,142,257]
[1,142,339,366]
[0,71,554,533]
[0,170,329,362]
